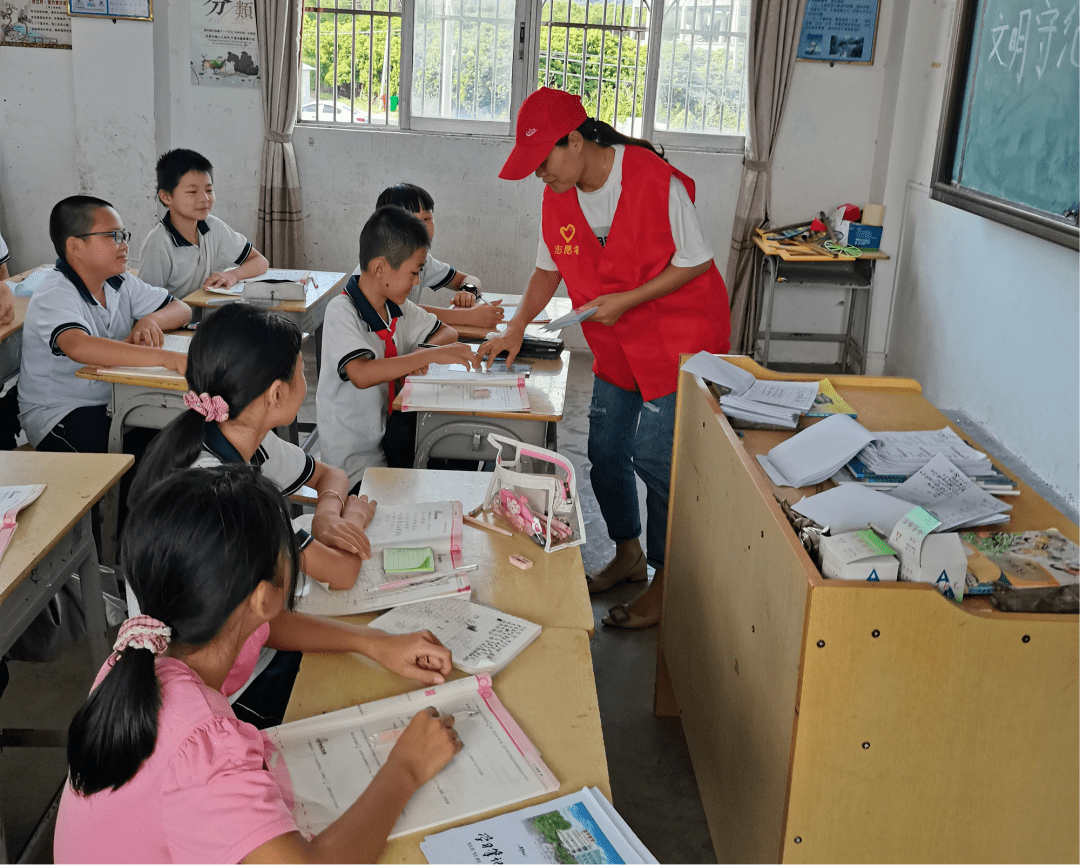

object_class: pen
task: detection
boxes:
[368,710,480,746]
[464,514,513,537]
[377,564,478,591]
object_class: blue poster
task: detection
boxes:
[797,0,879,64]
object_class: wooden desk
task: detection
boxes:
[659,358,1079,863]
[184,270,347,370]
[360,468,593,633]
[0,452,133,666]
[284,628,608,861]
[396,351,569,467]
[0,295,30,387]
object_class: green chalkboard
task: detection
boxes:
[932,0,1079,248]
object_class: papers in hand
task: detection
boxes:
[0,485,46,563]
[757,415,878,488]
[421,786,659,865]
[295,501,469,616]
[264,675,559,840]
[371,599,542,675]
[541,306,597,331]
[681,352,818,428]
[99,332,191,380]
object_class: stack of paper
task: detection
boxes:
[265,675,560,840]
[886,454,1011,531]
[854,427,993,477]
[682,352,818,428]
[421,786,658,864]
[401,365,530,413]
[295,501,470,616]
[370,598,541,675]
[757,415,879,488]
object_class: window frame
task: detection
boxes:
[299,0,747,153]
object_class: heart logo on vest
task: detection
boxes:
[560,224,575,243]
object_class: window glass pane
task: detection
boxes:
[655,0,748,135]
[300,0,402,126]
[538,0,650,138]
[412,0,515,121]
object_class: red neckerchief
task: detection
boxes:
[374,316,399,414]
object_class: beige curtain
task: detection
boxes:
[725,0,807,354]
[255,0,305,267]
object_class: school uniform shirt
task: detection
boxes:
[0,229,9,268]
[17,260,174,447]
[191,424,316,552]
[54,625,298,864]
[351,250,458,309]
[535,145,714,271]
[138,212,253,299]
[316,277,441,488]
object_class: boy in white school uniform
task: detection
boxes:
[137,149,269,298]
[316,206,479,491]
[18,195,191,453]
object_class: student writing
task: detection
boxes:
[18,195,191,452]
[138,148,269,298]
[316,206,478,490]
[375,183,504,330]
[55,465,461,864]
[130,303,374,591]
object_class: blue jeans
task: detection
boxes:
[587,377,676,570]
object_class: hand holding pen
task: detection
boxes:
[374,707,466,783]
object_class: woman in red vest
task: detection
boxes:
[478,88,731,629]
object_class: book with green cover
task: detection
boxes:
[805,379,857,418]
[383,546,436,573]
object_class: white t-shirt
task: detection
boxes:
[316,281,441,488]
[535,145,713,271]
[138,213,253,299]
[18,262,173,446]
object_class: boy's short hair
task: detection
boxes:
[49,195,113,259]
[376,183,435,214]
[156,148,214,194]
[358,206,431,272]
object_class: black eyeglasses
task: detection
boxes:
[76,230,131,244]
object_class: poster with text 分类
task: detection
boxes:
[1,0,71,49]
[190,0,259,89]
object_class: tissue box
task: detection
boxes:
[897,533,966,601]
[820,530,899,582]
[846,222,883,249]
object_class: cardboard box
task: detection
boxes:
[897,533,967,601]
[819,530,899,582]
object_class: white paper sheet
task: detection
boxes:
[680,351,757,394]
[400,380,531,413]
[792,483,915,535]
[407,363,522,386]
[541,306,597,331]
[264,675,559,840]
[856,427,992,476]
[759,415,878,487]
[887,454,1012,532]
[420,786,658,864]
[97,332,192,379]
[370,599,541,675]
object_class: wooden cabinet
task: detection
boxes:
[658,361,1078,863]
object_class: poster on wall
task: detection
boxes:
[797,0,880,65]
[190,0,260,88]
[1,1,72,48]
[68,0,151,20]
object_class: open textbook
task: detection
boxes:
[421,786,658,865]
[370,599,542,675]
[264,675,559,840]
[0,485,46,563]
[401,366,531,413]
[98,332,191,380]
[295,501,470,616]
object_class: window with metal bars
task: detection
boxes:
[299,0,748,147]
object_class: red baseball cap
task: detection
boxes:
[499,88,589,180]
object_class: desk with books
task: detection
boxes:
[658,357,1078,862]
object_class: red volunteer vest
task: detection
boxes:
[541,145,730,401]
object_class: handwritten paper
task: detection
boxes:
[400,380,531,413]
[888,454,1012,531]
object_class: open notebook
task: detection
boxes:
[97,332,191,381]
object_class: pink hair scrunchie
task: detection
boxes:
[113,615,172,656]
[183,391,230,422]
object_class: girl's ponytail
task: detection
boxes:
[66,645,161,795]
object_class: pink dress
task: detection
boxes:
[54,624,297,863]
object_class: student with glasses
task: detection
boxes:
[18,195,192,453]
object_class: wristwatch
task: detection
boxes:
[459,282,482,298]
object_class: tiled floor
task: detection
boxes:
[0,345,718,863]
